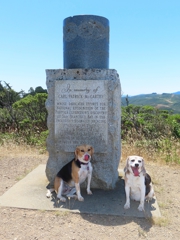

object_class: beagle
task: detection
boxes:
[46,145,94,202]
[124,155,154,211]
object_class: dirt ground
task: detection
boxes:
[0,147,180,240]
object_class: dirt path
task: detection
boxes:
[0,148,180,240]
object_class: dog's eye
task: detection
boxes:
[80,150,85,152]
[138,160,142,163]
[131,159,135,162]
[88,149,91,151]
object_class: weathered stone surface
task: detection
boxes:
[63,15,109,69]
[45,69,121,189]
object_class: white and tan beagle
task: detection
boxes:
[46,144,94,202]
[124,155,154,211]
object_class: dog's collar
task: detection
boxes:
[76,159,89,166]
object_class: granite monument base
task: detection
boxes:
[46,69,121,189]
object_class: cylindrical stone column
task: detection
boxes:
[63,15,109,69]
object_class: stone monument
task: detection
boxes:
[46,15,121,189]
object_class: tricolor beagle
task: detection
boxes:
[46,145,94,202]
[124,155,154,211]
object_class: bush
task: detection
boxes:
[13,93,48,133]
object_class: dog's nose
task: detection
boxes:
[84,154,89,161]
[135,163,139,167]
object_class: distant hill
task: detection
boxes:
[122,92,180,114]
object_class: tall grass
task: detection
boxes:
[121,133,180,165]
[1,131,179,165]
[0,131,48,155]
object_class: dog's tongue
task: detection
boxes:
[132,167,139,176]
[84,155,89,161]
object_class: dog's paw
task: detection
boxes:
[87,190,92,195]
[124,202,130,209]
[146,196,153,202]
[138,204,144,211]
[78,196,84,201]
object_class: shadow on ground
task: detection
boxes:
[0,164,161,223]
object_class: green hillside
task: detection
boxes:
[122,93,180,114]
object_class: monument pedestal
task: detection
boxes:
[46,68,121,189]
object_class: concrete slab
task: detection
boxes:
[0,165,161,218]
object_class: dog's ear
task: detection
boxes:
[124,157,130,173]
[141,158,146,175]
[90,146,94,156]
[75,147,80,161]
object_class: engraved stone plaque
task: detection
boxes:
[54,80,108,153]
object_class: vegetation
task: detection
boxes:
[0,81,48,149]
[121,105,180,164]
[0,81,180,164]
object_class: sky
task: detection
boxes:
[0,0,179,96]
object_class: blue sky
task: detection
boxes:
[0,0,179,96]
